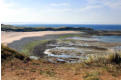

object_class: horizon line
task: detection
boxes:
[1,23,121,25]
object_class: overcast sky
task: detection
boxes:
[1,0,121,24]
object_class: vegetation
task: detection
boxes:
[84,52,121,65]
[21,40,49,56]
[1,44,30,62]
[59,34,82,39]
[83,71,100,80]
[1,24,93,32]
[1,44,121,80]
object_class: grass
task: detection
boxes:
[1,44,121,80]
[84,52,121,65]
[107,53,121,64]
[21,40,49,56]
[40,70,56,77]
[82,52,121,77]
[83,71,100,80]
[59,34,81,39]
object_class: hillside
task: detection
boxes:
[1,45,121,80]
[1,44,30,62]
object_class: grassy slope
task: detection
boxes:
[1,44,121,80]
[1,44,30,62]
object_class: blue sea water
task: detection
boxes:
[13,24,121,31]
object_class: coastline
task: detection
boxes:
[2,27,121,80]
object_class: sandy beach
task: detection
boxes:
[1,31,80,44]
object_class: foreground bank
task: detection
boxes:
[2,44,121,80]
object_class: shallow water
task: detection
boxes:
[44,48,82,58]
[66,36,121,43]
[66,37,99,41]
[93,36,121,43]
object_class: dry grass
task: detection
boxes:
[1,45,121,80]
[83,71,100,80]
[84,52,121,65]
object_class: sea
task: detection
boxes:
[12,24,121,31]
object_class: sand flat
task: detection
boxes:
[1,31,80,44]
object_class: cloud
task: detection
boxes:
[103,0,121,9]
[86,0,121,9]
[80,5,102,12]
[46,8,72,13]
[80,0,121,12]
[1,0,121,24]
[50,3,70,7]
[0,0,72,23]
[1,0,38,23]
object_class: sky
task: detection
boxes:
[1,0,121,24]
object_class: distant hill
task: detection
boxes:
[1,24,93,32]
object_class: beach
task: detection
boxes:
[1,31,80,44]
[2,30,120,63]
